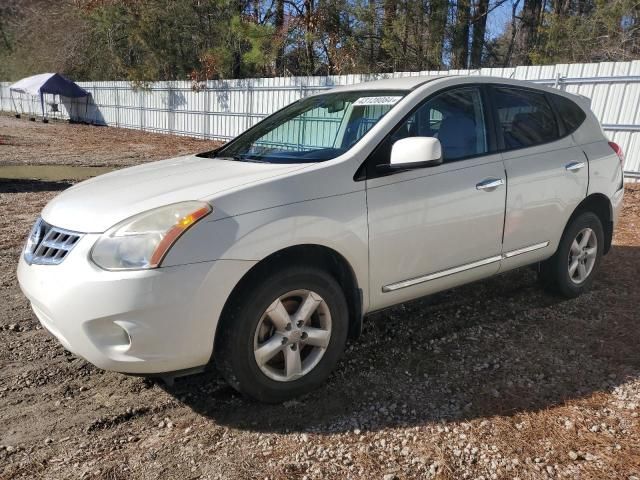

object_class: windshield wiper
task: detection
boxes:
[232,154,267,163]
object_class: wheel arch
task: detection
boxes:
[213,244,364,355]
[569,193,613,254]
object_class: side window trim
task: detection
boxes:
[357,84,495,181]
[488,84,568,154]
[480,84,500,154]
[485,84,505,151]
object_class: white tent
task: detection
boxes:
[10,73,89,121]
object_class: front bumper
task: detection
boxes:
[17,233,255,374]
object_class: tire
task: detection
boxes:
[539,211,604,298]
[214,265,349,403]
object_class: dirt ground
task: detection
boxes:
[1,116,639,480]
[0,114,220,168]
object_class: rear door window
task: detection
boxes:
[493,87,559,150]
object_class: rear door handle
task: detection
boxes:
[476,178,504,191]
[565,161,585,172]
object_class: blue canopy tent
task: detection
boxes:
[9,73,89,122]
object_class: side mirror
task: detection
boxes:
[383,137,443,172]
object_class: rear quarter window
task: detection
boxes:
[549,93,587,134]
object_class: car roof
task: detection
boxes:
[328,75,447,92]
[315,75,588,107]
[326,75,556,93]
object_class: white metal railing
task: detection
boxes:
[1,60,640,177]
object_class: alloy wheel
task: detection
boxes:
[568,227,598,284]
[253,289,332,382]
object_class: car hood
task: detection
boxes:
[41,155,307,232]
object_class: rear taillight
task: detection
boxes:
[608,141,625,165]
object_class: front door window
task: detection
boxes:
[369,87,489,174]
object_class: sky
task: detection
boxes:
[487,0,518,40]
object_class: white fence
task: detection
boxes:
[2,60,640,178]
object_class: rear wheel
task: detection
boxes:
[539,211,604,298]
[214,266,349,403]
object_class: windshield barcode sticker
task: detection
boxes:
[353,96,403,106]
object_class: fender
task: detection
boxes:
[162,190,370,311]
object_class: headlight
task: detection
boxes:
[90,201,212,270]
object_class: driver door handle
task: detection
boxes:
[476,178,504,191]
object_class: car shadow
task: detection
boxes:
[0,178,73,193]
[164,244,639,434]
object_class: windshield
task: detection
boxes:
[206,91,407,164]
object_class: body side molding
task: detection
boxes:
[382,241,549,292]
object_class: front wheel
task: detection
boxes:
[214,266,349,403]
[539,211,604,298]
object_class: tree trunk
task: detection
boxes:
[452,0,471,69]
[576,0,592,16]
[553,0,570,16]
[414,2,426,70]
[470,0,488,68]
[274,0,285,74]
[367,0,376,71]
[304,0,315,74]
[378,0,397,71]
[504,0,521,67]
[514,0,543,65]
[430,0,448,69]
[400,6,409,71]
[232,0,245,78]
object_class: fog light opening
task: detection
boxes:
[86,319,133,352]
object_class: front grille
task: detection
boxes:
[24,218,83,265]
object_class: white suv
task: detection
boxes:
[18,76,625,402]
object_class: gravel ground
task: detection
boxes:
[1,117,639,479]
